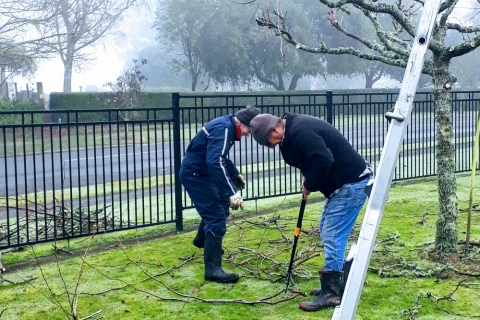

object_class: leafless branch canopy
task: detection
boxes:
[256,0,480,77]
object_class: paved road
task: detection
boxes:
[0,115,477,198]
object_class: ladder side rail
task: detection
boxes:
[332,1,442,319]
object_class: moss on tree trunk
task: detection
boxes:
[432,57,458,262]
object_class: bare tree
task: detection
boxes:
[105,59,147,121]
[256,0,480,262]
[0,0,55,96]
[34,0,140,93]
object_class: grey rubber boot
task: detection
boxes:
[192,220,205,248]
[310,258,353,296]
[299,271,344,311]
[204,233,239,283]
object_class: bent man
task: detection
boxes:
[180,105,260,283]
[250,112,372,311]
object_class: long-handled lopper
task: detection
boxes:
[284,195,307,293]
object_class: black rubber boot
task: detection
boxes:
[204,233,239,283]
[193,221,225,254]
[310,258,352,296]
[341,258,353,295]
[192,220,205,248]
[299,271,344,312]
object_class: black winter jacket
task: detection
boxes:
[280,112,368,198]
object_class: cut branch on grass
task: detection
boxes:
[400,294,422,320]
[82,252,305,305]
[427,279,480,318]
[0,274,37,285]
[0,199,115,249]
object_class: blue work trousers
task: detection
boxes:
[319,175,370,271]
[180,167,229,237]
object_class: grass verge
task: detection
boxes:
[0,174,479,320]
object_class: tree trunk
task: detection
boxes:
[63,54,74,93]
[287,74,300,90]
[191,77,197,92]
[432,56,459,262]
[364,73,373,89]
[0,66,8,98]
[276,72,285,91]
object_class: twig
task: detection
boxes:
[79,310,102,320]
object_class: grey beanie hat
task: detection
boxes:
[250,114,280,146]
[235,105,261,126]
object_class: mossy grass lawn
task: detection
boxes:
[1,174,479,320]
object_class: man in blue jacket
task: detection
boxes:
[250,112,373,311]
[180,105,260,283]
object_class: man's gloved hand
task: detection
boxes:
[232,174,246,190]
[229,191,244,210]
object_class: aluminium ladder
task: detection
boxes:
[332,1,443,319]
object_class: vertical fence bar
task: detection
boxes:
[93,122,99,232]
[326,90,333,125]
[172,92,183,232]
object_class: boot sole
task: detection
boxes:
[299,303,339,311]
[205,276,239,283]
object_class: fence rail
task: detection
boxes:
[1,90,479,249]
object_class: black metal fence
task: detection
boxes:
[1,90,479,250]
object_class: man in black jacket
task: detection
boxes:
[250,112,372,311]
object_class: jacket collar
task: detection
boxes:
[282,112,292,144]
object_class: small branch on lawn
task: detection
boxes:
[458,240,480,247]
[427,280,480,318]
[79,310,102,320]
[81,248,304,305]
[0,275,37,285]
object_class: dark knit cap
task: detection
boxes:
[235,105,261,126]
[250,114,280,146]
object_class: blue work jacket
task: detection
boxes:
[181,115,240,199]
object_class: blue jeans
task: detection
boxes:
[319,175,370,271]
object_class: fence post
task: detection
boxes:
[37,82,45,109]
[326,90,333,124]
[172,92,183,232]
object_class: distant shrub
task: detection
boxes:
[0,98,43,125]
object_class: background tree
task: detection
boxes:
[154,0,213,91]
[136,45,191,91]
[319,8,388,88]
[257,0,480,261]
[223,0,325,90]
[33,0,140,93]
[0,0,56,96]
[0,43,35,97]
[299,2,405,89]
[105,59,147,121]
[155,0,327,91]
